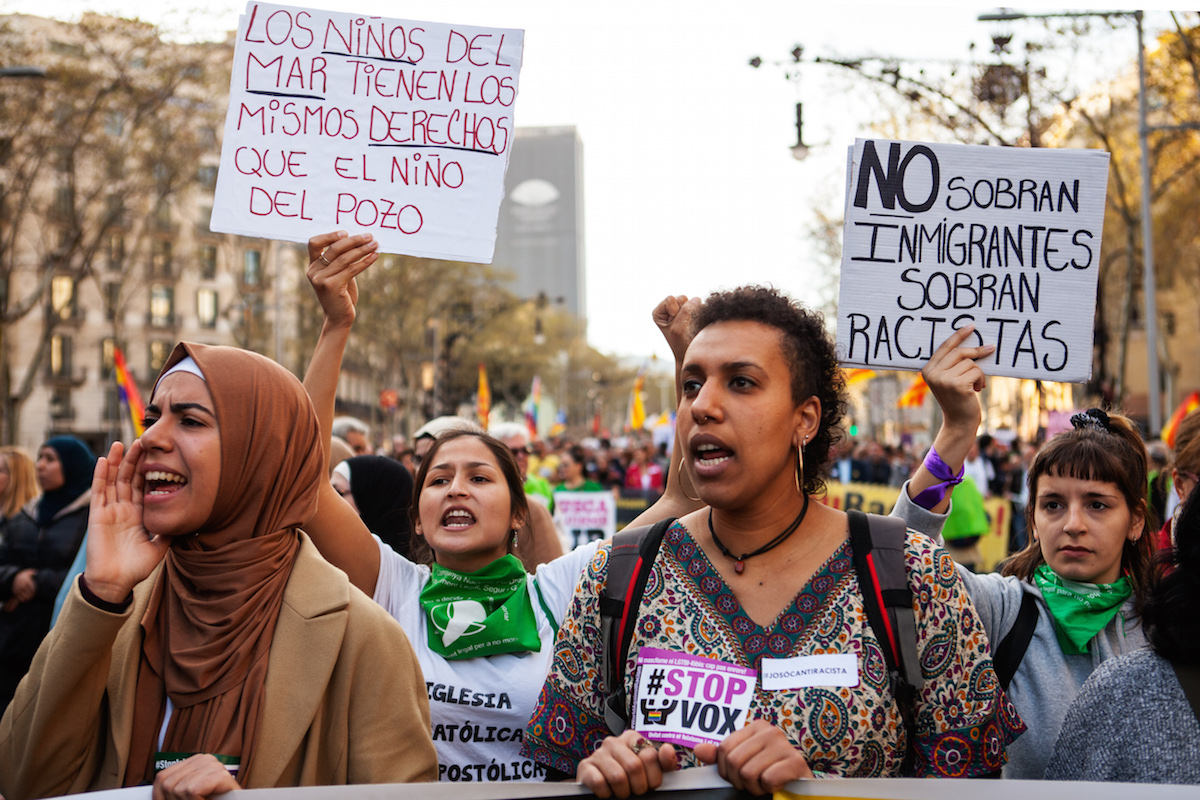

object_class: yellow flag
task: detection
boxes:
[477,363,491,430]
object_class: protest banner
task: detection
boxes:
[211,2,523,263]
[553,490,616,550]
[837,139,1110,382]
[63,769,1200,800]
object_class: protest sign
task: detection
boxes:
[836,139,1110,382]
[211,2,523,263]
[630,648,756,749]
[553,491,616,550]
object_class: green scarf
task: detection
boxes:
[1033,563,1132,655]
[419,555,541,659]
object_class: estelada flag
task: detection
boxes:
[113,346,145,437]
[476,363,491,431]
[1162,391,1200,448]
[897,374,929,408]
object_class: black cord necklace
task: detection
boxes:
[708,493,810,575]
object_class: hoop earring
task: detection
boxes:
[795,437,807,497]
[679,457,702,503]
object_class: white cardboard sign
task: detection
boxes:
[211,2,524,263]
[553,491,616,551]
[836,138,1110,382]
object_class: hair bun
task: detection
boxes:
[1070,408,1112,433]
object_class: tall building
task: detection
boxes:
[492,127,587,319]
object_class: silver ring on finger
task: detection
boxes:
[319,251,331,266]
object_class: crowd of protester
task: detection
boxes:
[0,231,1198,798]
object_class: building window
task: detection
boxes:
[50,334,72,378]
[106,232,124,271]
[198,205,213,230]
[50,276,76,320]
[105,196,125,230]
[53,186,72,219]
[198,165,218,190]
[149,285,174,328]
[104,282,120,321]
[199,245,217,279]
[100,338,116,380]
[105,387,121,422]
[154,198,171,230]
[151,240,173,277]
[49,388,73,420]
[197,288,218,329]
[149,340,172,373]
[243,249,261,286]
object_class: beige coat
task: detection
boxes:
[0,534,437,799]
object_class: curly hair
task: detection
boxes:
[692,285,847,496]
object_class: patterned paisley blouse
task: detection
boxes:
[524,520,1024,778]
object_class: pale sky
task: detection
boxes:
[2,0,1178,359]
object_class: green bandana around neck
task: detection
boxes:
[1033,563,1132,655]
[418,554,541,659]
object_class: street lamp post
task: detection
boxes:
[978,9,1172,432]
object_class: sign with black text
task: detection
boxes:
[836,139,1109,381]
[211,2,523,262]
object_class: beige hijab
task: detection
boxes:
[125,343,323,784]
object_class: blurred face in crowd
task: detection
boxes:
[1032,474,1143,585]
[331,469,358,513]
[502,435,530,480]
[0,454,9,498]
[35,447,64,492]
[345,429,372,456]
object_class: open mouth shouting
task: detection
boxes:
[691,437,734,477]
[441,508,476,530]
[144,470,187,497]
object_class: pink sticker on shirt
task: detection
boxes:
[630,647,757,749]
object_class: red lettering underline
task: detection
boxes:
[368,143,500,156]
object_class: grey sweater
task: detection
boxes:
[1045,648,1200,783]
[891,485,1146,779]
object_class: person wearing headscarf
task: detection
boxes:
[0,343,436,800]
[333,455,415,558]
[0,438,93,710]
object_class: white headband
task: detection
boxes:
[333,460,352,482]
[159,356,206,383]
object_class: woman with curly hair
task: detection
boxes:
[524,287,1023,794]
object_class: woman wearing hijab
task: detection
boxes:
[333,455,416,558]
[0,438,93,710]
[0,343,436,800]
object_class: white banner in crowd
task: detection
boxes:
[61,770,1200,800]
[553,491,616,551]
[836,138,1110,382]
[211,2,524,263]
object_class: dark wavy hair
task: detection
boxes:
[1144,483,1200,665]
[1002,410,1155,605]
[692,285,847,496]
[407,430,530,566]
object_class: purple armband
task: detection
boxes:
[912,446,965,510]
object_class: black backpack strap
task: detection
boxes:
[992,590,1038,691]
[848,509,922,776]
[601,516,675,734]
